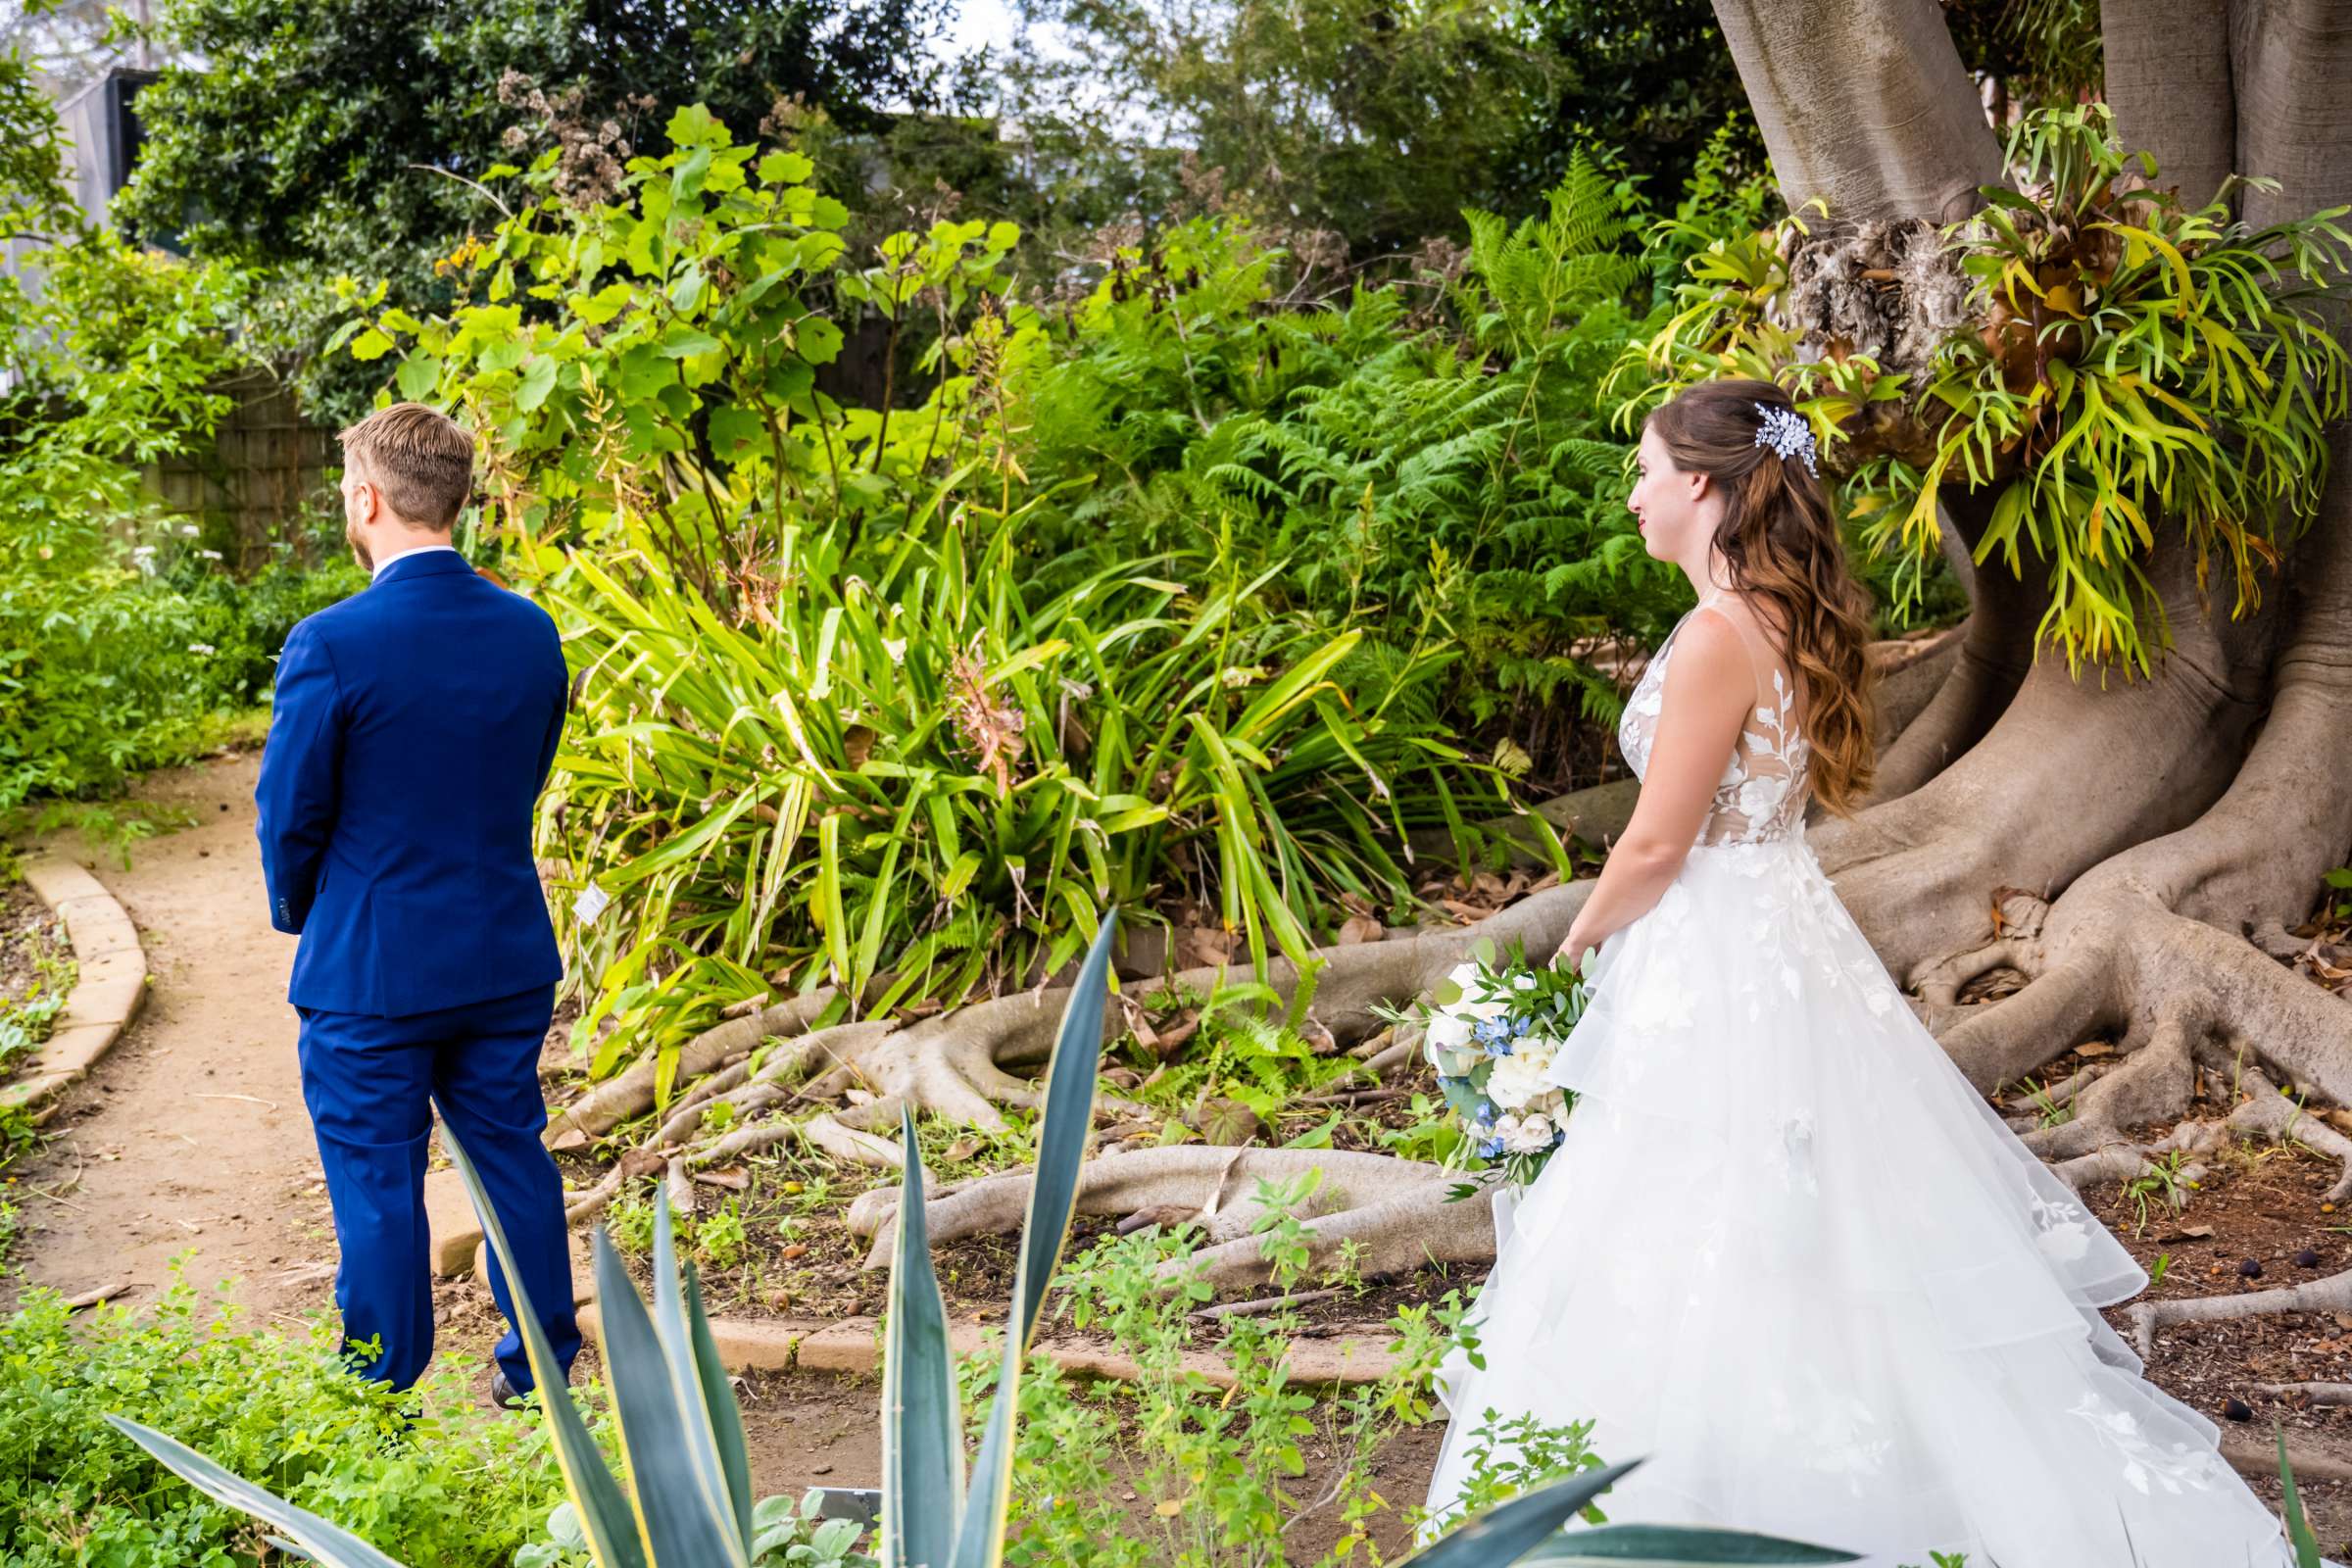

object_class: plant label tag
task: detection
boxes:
[572,884,612,924]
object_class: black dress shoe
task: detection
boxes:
[487,1366,530,1411]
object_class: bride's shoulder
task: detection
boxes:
[1659,606,1754,697]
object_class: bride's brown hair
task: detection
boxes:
[1643,378,1880,817]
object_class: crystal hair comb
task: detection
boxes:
[1753,402,1819,476]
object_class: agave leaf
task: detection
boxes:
[103,1416,412,1568]
[592,1227,749,1564]
[1520,1522,1861,1564]
[683,1259,756,1550]
[1395,1460,1642,1568]
[650,1200,753,1563]
[881,1106,961,1568]
[2280,1425,2324,1567]
[443,1132,649,1568]
[948,908,1119,1568]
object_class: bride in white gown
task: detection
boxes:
[1421,380,2301,1566]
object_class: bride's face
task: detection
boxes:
[1628,426,1712,565]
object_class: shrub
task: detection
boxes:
[0,1270,578,1566]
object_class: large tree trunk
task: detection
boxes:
[1726,0,2352,1113]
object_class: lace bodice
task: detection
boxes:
[1617,599,1812,847]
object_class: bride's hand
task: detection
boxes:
[1554,924,1598,974]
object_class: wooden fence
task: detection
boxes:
[148,368,339,568]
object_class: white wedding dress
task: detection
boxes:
[1423,599,2299,1566]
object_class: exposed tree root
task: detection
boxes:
[2128,1267,2352,1362]
[2261,1382,2352,1406]
[845,1145,1476,1289]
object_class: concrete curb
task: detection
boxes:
[4,857,150,1126]
[573,1304,1403,1388]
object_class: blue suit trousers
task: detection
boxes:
[295,984,580,1394]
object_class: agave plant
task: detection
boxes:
[110,909,1861,1566]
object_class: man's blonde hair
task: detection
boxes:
[338,403,477,530]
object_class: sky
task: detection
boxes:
[944,0,1026,61]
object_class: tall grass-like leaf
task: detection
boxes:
[100,1417,414,1568]
[881,1106,961,1568]
[947,908,1119,1568]
[683,1260,757,1550]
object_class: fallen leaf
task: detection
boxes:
[1336,915,1384,946]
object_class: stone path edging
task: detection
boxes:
[574,1302,1402,1388]
[5,857,150,1126]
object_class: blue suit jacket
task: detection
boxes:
[256,550,568,1018]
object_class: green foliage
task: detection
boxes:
[1004,0,1570,258]
[1619,103,2352,674]
[7,1269,571,1566]
[1018,153,1688,769]
[515,1492,878,1568]
[0,46,356,813]
[0,918,73,1079]
[114,0,962,424]
[355,111,1508,1082]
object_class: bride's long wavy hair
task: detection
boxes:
[1643,379,1880,817]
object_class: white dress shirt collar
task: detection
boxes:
[370,542,462,581]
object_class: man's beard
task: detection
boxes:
[346,517,373,571]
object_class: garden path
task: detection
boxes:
[6,753,348,1330]
[4,751,876,1493]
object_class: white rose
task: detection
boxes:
[1506,1111,1555,1152]
[1426,1007,1475,1054]
[1487,1052,1550,1111]
[1437,1046,1482,1079]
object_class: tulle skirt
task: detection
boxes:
[1422,830,2297,1566]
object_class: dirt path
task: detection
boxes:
[7,753,348,1328]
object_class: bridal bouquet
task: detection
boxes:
[1402,937,1592,1188]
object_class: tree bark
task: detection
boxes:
[1710,0,2002,222]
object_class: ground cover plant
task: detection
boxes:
[0,1269,577,1566]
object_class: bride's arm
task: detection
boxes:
[1555,612,1752,970]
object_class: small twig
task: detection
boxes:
[405,162,514,220]
[1301,1088,1407,1107]
[196,1093,280,1111]
[63,1280,136,1311]
[23,1183,87,1211]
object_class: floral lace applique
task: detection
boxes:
[2066,1391,2230,1496]
[2029,1191,2094,1264]
[1617,605,1811,848]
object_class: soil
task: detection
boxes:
[0,877,63,1010]
[13,753,2352,1558]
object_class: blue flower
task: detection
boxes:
[1473,1016,1514,1049]
[1478,1136,1507,1159]
[1510,1014,1532,1037]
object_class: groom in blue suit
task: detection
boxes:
[256,402,579,1408]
